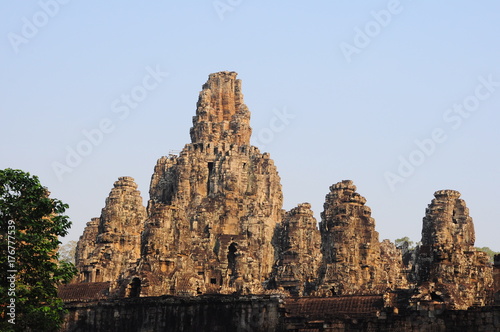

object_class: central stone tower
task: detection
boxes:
[134,72,283,296]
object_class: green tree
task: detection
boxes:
[395,236,415,250]
[0,169,77,331]
[475,246,500,263]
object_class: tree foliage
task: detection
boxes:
[0,169,77,331]
[475,247,500,263]
[395,235,499,263]
[395,236,415,250]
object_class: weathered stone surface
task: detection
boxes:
[75,217,99,279]
[413,190,494,309]
[318,180,407,295]
[70,71,496,319]
[272,203,322,296]
[190,71,251,146]
[494,255,500,304]
[75,176,146,288]
[379,239,409,289]
[61,294,500,332]
[132,72,283,296]
[62,295,284,332]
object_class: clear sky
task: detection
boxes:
[1,1,499,250]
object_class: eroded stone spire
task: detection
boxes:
[75,217,99,276]
[75,177,146,285]
[413,189,493,309]
[318,180,407,295]
[190,71,251,145]
[273,203,322,296]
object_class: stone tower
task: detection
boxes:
[318,180,407,295]
[272,203,322,296]
[75,176,146,285]
[133,71,283,296]
[413,190,493,309]
[75,218,99,280]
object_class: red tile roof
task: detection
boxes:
[285,295,384,319]
[58,282,110,302]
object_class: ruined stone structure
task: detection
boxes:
[68,72,496,331]
[318,180,407,296]
[128,71,283,296]
[75,176,146,286]
[62,294,500,332]
[412,190,494,309]
[74,218,99,278]
[272,203,322,296]
[494,255,500,304]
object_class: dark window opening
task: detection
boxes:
[210,278,217,285]
[431,292,444,302]
[162,182,175,205]
[95,269,101,282]
[129,277,141,298]
[207,162,214,194]
[228,242,238,277]
[285,286,298,296]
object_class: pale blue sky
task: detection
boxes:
[1,1,499,249]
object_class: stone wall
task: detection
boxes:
[494,254,500,304]
[61,295,500,332]
[285,305,500,332]
[62,295,284,332]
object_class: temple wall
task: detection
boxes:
[61,295,500,332]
